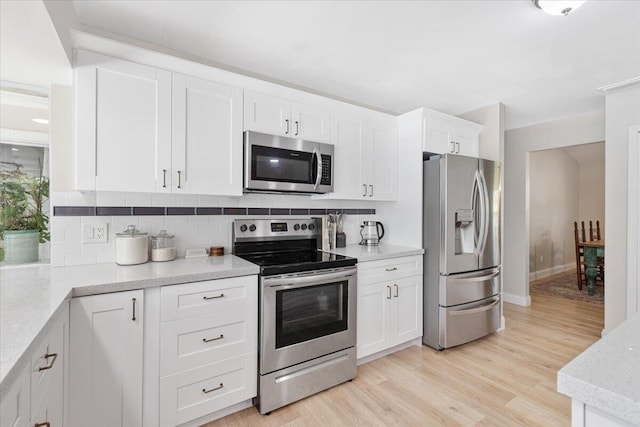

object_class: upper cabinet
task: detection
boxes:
[244,91,331,143]
[325,112,398,201]
[75,50,243,196]
[423,109,482,157]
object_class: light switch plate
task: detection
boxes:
[83,222,108,243]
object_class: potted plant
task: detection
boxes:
[0,169,50,264]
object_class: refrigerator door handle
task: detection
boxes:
[447,270,500,284]
[449,297,500,316]
[478,169,490,256]
[473,171,486,257]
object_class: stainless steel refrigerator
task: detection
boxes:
[423,154,501,350]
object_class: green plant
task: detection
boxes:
[0,169,50,244]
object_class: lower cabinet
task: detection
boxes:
[0,365,30,427]
[69,290,144,427]
[357,256,423,360]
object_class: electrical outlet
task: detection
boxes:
[83,222,108,243]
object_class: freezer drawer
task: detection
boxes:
[439,268,500,307]
[439,296,500,348]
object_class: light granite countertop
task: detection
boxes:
[324,243,424,262]
[557,312,640,425]
[0,255,258,393]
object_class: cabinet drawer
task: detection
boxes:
[160,305,257,376]
[159,352,257,427]
[357,255,423,284]
[161,276,257,321]
[30,305,67,411]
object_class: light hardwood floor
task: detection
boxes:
[212,294,603,426]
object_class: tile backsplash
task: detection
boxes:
[50,191,380,267]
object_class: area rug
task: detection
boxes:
[530,270,604,304]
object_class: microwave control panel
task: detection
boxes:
[321,155,332,186]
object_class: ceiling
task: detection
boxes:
[71,0,640,130]
[0,1,72,87]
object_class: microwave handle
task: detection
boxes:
[312,148,322,190]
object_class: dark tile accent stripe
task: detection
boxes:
[358,208,375,215]
[326,208,343,215]
[196,207,222,215]
[53,206,96,216]
[223,207,247,215]
[343,209,359,215]
[97,207,133,216]
[167,207,195,215]
[270,208,290,215]
[309,208,327,215]
[248,208,270,215]
[133,207,165,216]
[290,208,309,215]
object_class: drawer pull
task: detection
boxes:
[202,383,224,394]
[203,293,224,300]
[394,284,399,298]
[38,353,58,372]
[385,267,397,272]
[132,298,137,321]
[34,422,50,427]
[202,334,224,343]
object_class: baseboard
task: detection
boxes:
[357,337,422,366]
[529,263,575,281]
[503,292,531,306]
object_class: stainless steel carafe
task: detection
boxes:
[359,221,385,246]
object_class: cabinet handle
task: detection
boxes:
[34,422,50,427]
[385,267,397,272]
[202,383,224,394]
[177,170,182,189]
[369,184,373,197]
[394,284,399,298]
[362,184,367,197]
[38,353,58,372]
[387,285,392,299]
[450,141,456,153]
[162,169,167,188]
[295,121,299,136]
[131,298,137,321]
[202,334,224,343]
[285,119,290,134]
[456,142,460,153]
[203,293,224,300]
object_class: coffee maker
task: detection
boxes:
[360,221,385,246]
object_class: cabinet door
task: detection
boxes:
[76,50,171,192]
[357,282,394,359]
[0,366,30,427]
[330,113,367,199]
[454,126,480,157]
[243,91,291,136]
[367,120,398,201]
[69,290,144,427]
[423,115,455,155]
[291,102,331,143]
[172,74,243,195]
[394,275,422,345]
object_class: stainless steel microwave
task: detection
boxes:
[244,131,334,194]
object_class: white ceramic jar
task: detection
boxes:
[115,225,148,265]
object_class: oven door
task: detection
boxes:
[244,131,334,193]
[260,267,356,374]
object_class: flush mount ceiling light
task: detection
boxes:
[534,0,585,16]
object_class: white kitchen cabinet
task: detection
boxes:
[423,108,482,157]
[75,49,171,193]
[0,365,30,427]
[171,74,243,196]
[158,276,258,426]
[324,112,398,201]
[69,290,144,427]
[356,256,423,359]
[244,91,331,143]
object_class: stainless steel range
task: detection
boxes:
[232,218,357,415]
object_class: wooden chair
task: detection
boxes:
[574,220,604,290]
[589,220,605,282]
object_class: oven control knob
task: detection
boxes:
[239,224,247,232]
[249,224,256,232]
[308,223,315,230]
[294,224,300,231]
[301,224,308,230]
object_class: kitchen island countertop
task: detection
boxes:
[324,243,424,262]
[557,312,640,425]
[0,255,258,393]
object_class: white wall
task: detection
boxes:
[503,112,604,307]
[50,84,74,192]
[457,103,504,162]
[603,83,640,333]
[576,144,606,234]
[528,149,579,279]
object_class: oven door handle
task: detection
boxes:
[312,148,322,190]
[265,270,355,289]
